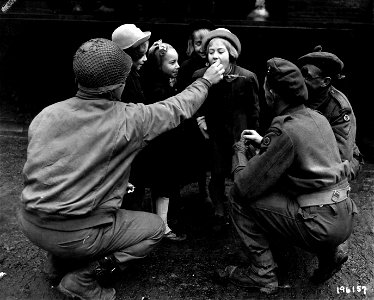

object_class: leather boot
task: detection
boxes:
[310,241,349,284]
[57,259,116,300]
[216,265,278,294]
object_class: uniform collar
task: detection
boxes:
[279,104,306,116]
[308,86,331,110]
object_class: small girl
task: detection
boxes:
[112,24,151,211]
[112,23,151,104]
[192,28,260,230]
[142,40,186,242]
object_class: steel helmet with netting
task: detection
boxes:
[73,38,132,89]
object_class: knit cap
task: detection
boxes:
[202,28,241,55]
[73,38,132,89]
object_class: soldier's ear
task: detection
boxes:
[321,76,331,87]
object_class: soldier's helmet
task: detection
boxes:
[73,38,132,90]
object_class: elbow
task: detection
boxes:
[233,179,247,199]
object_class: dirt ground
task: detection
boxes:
[0,134,373,300]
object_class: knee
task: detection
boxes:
[151,214,166,242]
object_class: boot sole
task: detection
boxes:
[57,282,116,300]
[57,283,84,299]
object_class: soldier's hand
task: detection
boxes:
[241,129,263,146]
[202,60,225,85]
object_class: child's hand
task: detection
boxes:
[241,129,263,146]
[202,60,224,85]
[196,116,209,139]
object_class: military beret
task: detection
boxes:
[266,57,308,103]
[202,28,241,55]
[297,46,344,79]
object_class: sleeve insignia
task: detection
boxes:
[343,114,350,122]
[262,136,271,146]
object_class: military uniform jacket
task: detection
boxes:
[21,78,212,230]
[232,104,350,201]
[311,86,358,164]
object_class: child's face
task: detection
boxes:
[193,29,210,59]
[207,38,230,72]
[161,48,179,78]
[132,41,149,71]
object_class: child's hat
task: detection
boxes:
[112,24,151,50]
[202,28,241,55]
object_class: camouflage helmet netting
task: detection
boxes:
[73,38,132,89]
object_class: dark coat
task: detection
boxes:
[193,64,260,175]
[121,69,146,104]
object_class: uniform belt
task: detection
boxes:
[297,185,351,207]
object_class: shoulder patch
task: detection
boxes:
[262,136,271,146]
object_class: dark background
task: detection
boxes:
[0,0,373,161]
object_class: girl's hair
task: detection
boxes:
[186,28,210,57]
[148,40,175,69]
[124,40,149,62]
[206,38,239,63]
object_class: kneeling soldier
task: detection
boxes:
[218,57,357,294]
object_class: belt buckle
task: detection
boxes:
[331,190,340,202]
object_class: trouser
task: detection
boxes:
[229,190,357,280]
[350,145,364,181]
[18,209,165,270]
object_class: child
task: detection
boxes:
[112,23,151,104]
[177,20,216,213]
[112,24,152,211]
[178,19,215,90]
[142,40,186,242]
[192,28,260,230]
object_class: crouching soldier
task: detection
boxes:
[17,38,224,300]
[297,46,364,181]
[217,57,357,294]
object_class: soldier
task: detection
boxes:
[17,38,224,300]
[297,46,364,181]
[217,58,357,294]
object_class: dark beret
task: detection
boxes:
[297,46,344,78]
[266,57,308,103]
[202,28,241,55]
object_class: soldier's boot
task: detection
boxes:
[310,241,349,284]
[57,255,117,300]
[216,250,278,295]
[216,265,278,294]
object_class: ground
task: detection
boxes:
[0,134,373,300]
